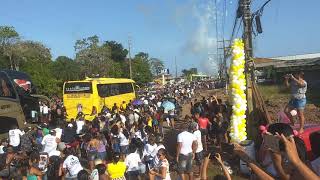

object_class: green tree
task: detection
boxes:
[132,52,152,85]
[74,35,113,77]
[150,58,165,76]
[103,41,128,62]
[182,67,198,77]
[0,26,20,70]
[52,56,81,83]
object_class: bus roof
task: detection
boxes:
[65,77,135,84]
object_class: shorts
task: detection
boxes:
[113,143,121,153]
[88,151,98,161]
[289,98,306,110]
[120,145,129,154]
[200,128,208,136]
[127,170,140,180]
[98,151,107,160]
[195,151,204,165]
[178,153,193,173]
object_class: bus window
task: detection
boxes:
[97,84,109,97]
[119,83,133,94]
[64,82,92,94]
[0,72,16,99]
[97,83,133,97]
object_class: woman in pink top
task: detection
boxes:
[197,112,211,151]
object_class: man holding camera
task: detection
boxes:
[284,71,307,133]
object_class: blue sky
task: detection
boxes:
[1,0,320,75]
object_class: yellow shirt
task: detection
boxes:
[147,117,152,127]
[107,162,126,179]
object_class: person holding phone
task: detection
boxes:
[149,148,171,180]
[214,153,231,180]
[284,71,307,133]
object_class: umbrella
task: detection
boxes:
[132,99,143,106]
[161,101,175,111]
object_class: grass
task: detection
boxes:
[257,84,290,100]
[258,84,320,107]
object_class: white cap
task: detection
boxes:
[67,123,73,128]
[290,110,297,116]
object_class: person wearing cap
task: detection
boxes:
[176,123,198,180]
[61,124,76,144]
[42,130,60,155]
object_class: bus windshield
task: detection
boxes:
[64,82,92,94]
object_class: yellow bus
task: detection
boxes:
[63,77,136,120]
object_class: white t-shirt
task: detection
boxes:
[311,157,320,176]
[134,113,140,123]
[120,114,126,124]
[63,155,83,177]
[9,129,23,147]
[119,132,129,146]
[152,144,166,167]
[90,169,99,180]
[43,105,49,114]
[193,130,203,153]
[143,143,158,160]
[128,114,135,124]
[76,120,85,134]
[41,134,58,154]
[157,102,162,108]
[177,131,196,155]
[0,145,4,154]
[125,152,141,172]
[54,128,63,139]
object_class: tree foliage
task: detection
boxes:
[132,52,152,85]
[0,26,160,95]
[150,58,165,76]
[182,68,198,77]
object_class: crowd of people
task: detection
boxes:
[0,78,319,180]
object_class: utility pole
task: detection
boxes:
[175,56,178,78]
[128,35,133,79]
[215,0,220,79]
[242,0,255,139]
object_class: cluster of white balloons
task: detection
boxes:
[229,39,247,143]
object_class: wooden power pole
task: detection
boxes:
[242,0,255,139]
[128,35,133,79]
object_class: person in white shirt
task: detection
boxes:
[143,135,158,169]
[9,126,23,151]
[125,145,142,180]
[191,122,204,177]
[151,138,166,169]
[42,130,59,155]
[176,123,197,180]
[54,125,63,139]
[76,118,85,134]
[63,149,84,179]
[119,129,130,155]
[149,148,171,180]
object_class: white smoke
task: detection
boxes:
[180,0,219,75]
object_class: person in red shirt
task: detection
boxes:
[197,112,211,151]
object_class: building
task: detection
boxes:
[254,53,320,89]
